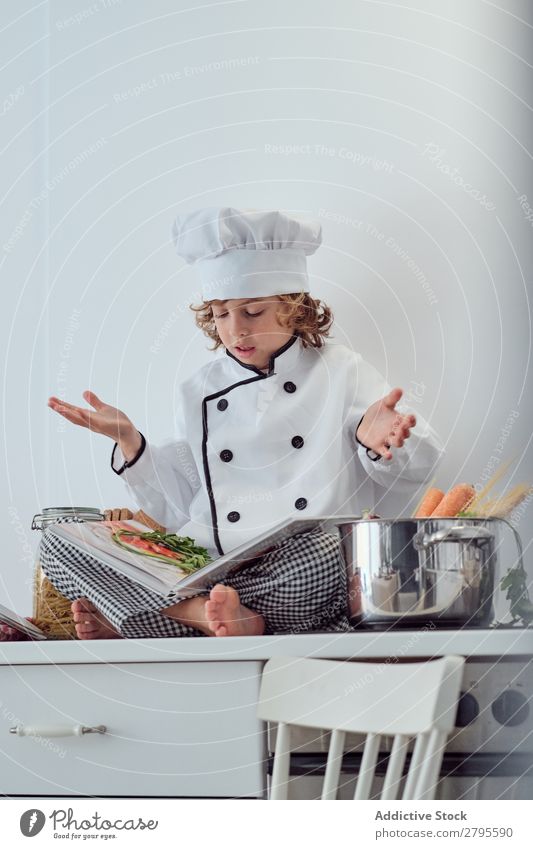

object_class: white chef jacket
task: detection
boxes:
[111,336,445,557]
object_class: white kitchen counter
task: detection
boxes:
[1,627,532,665]
[1,629,531,798]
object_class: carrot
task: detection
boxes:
[415,487,445,517]
[430,483,476,518]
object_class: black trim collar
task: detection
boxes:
[225,334,299,376]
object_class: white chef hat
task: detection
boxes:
[171,206,322,300]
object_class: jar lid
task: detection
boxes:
[40,506,103,515]
[31,507,105,531]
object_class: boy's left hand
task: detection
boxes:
[356,388,416,461]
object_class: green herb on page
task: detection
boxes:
[111,529,211,573]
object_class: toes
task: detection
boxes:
[205,600,217,617]
[209,583,229,603]
[205,584,244,637]
[72,612,87,623]
[205,604,218,624]
[72,611,98,624]
[75,623,97,637]
[71,598,95,613]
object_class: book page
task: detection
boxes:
[48,521,188,594]
[0,603,48,640]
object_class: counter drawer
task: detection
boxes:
[0,661,265,797]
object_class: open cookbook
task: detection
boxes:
[0,603,48,640]
[45,515,354,600]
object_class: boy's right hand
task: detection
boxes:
[47,391,140,454]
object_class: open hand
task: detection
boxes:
[47,391,137,445]
[356,388,416,461]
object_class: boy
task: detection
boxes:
[44,207,444,639]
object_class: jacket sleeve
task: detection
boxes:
[110,378,203,539]
[345,352,445,492]
[110,437,201,532]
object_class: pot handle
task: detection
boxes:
[498,518,525,571]
[413,525,494,550]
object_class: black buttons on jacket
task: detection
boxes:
[295,498,308,510]
[284,381,297,393]
[220,449,233,463]
[217,398,228,411]
[291,435,304,449]
[227,511,240,523]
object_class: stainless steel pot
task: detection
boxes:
[336,517,524,628]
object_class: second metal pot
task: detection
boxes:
[337,517,522,628]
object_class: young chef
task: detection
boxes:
[43,206,445,639]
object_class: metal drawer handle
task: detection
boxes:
[9,724,107,737]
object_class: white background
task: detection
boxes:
[1,0,532,612]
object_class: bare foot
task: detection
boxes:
[71,598,123,640]
[204,584,265,637]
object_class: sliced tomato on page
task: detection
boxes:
[111,531,184,566]
[127,536,152,551]
[110,528,211,573]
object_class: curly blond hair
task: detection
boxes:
[190,293,334,351]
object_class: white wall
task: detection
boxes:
[2,0,532,612]
[1,2,50,611]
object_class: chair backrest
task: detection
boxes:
[257,654,465,800]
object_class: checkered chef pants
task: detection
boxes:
[39,526,353,638]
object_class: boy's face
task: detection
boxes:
[211,296,294,370]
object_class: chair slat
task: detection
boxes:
[381,734,410,800]
[321,728,346,800]
[270,722,291,800]
[412,728,447,800]
[353,733,381,800]
[402,733,429,799]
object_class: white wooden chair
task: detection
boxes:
[257,654,465,800]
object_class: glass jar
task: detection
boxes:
[31,506,105,638]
